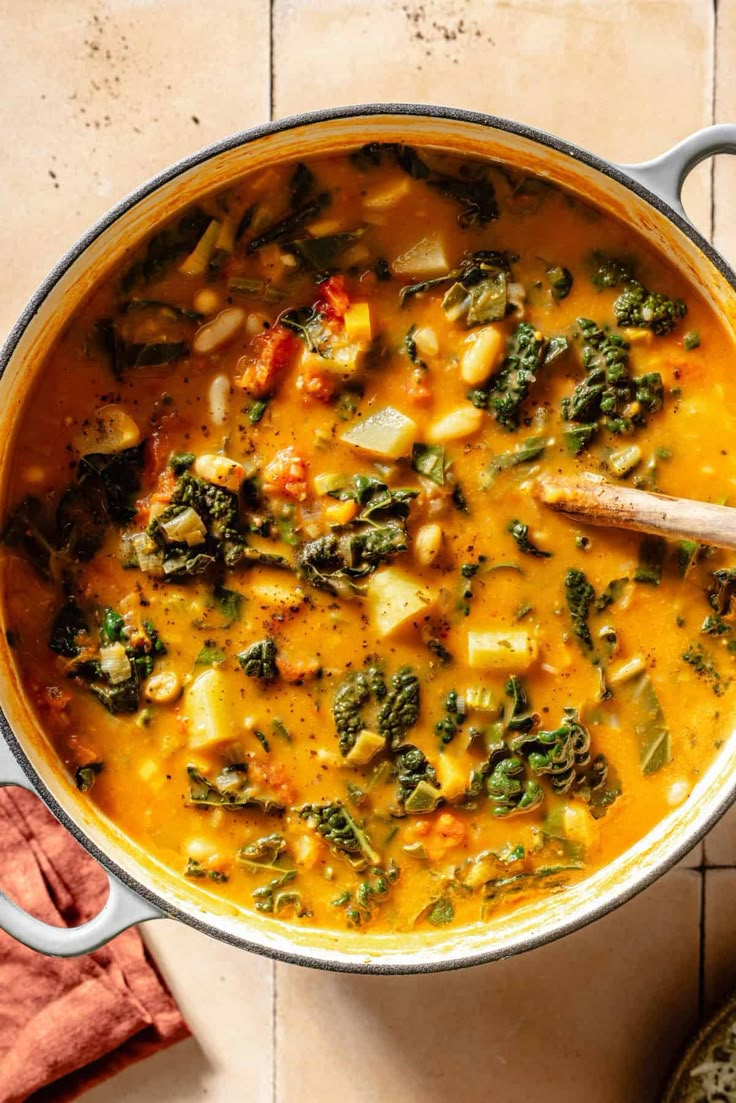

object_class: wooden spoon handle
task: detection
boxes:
[536,475,736,551]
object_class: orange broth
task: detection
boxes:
[2,146,735,934]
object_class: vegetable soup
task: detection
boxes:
[2,144,734,934]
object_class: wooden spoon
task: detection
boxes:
[535,473,736,551]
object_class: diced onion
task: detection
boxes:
[100,643,132,685]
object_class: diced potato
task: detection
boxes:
[341,406,418,459]
[186,668,236,749]
[313,472,346,496]
[194,307,246,354]
[138,758,159,783]
[392,234,449,277]
[367,566,434,636]
[363,175,411,209]
[73,405,141,456]
[467,629,538,672]
[343,303,372,343]
[193,453,244,492]
[427,405,485,444]
[435,754,468,801]
[345,729,386,766]
[460,326,504,386]
[562,802,600,851]
[622,327,654,346]
[412,326,439,358]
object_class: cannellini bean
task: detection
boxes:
[193,452,244,491]
[245,312,268,336]
[460,326,504,386]
[144,671,182,704]
[193,288,221,316]
[427,405,485,443]
[193,307,246,355]
[414,522,443,566]
[667,780,690,807]
[208,374,231,425]
[73,405,141,456]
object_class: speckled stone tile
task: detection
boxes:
[82,921,274,1103]
[273,0,714,232]
[0,0,270,340]
[703,869,736,1016]
[275,871,701,1103]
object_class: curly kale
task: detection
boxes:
[565,568,595,650]
[237,638,278,681]
[573,754,621,818]
[296,477,417,594]
[188,764,285,814]
[511,708,592,794]
[468,322,546,430]
[507,519,552,559]
[333,863,400,927]
[49,599,89,658]
[435,689,466,746]
[377,666,420,749]
[486,756,544,817]
[613,280,687,336]
[561,319,664,452]
[332,664,386,755]
[709,568,736,615]
[300,802,380,870]
[591,254,633,289]
[393,744,441,813]
[505,675,537,734]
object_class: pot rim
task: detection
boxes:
[1,102,734,974]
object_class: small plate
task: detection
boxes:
[663,993,736,1102]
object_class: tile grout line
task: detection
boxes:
[699,868,707,1020]
[272,960,278,1103]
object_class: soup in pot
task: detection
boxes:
[2,144,734,934]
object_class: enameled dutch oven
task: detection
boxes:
[1,106,736,974]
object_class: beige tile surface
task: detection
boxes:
[715,0,736,265]
[0,0,269,339]
[1,1,735,1100]
[275,871,701,1103]
[273,0,714,232]
[82,921,274,1103]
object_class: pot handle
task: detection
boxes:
[619,124,736,223]
[0,735,162,957]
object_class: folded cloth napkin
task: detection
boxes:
[0,786,190,1103]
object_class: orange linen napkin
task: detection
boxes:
[0,786,190,1103]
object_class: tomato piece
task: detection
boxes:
[318,274,350,320]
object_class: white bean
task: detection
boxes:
[460,326,504,386]
[208,374,231,426]
[414,523,443,566]
[194,307,245,355]
[427,405,484,443]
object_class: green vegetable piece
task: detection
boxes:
[507,519,552,559]
[487,756,544,817]
[213,584,244,627]
[404,779,442,814]
[393,743,440,810]
[613,280,687,336]
[101,607,125,644]
[565,568,595,650]
[332,664,386,755]
[300,802,380,871]
[249,399,269,424]
[377,666,420,749]
[169,452,196,475]
[546,264,573,300]
[187,763,285,813]
[623,673,672,774]
[470,322,546,431]
[634,536,666,586]
[237,637,278,680]
[49,599,89,658]
[412,443,445,485]
[195,642,227,665]
[75,762,103,793]
[683,330,700,350]
[511,707,591,794]
[426,897,455,927]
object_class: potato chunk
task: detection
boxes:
[368,567,434,636]
[467,629,538,672]
[341,406,418,459]
[186,668,236,749]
